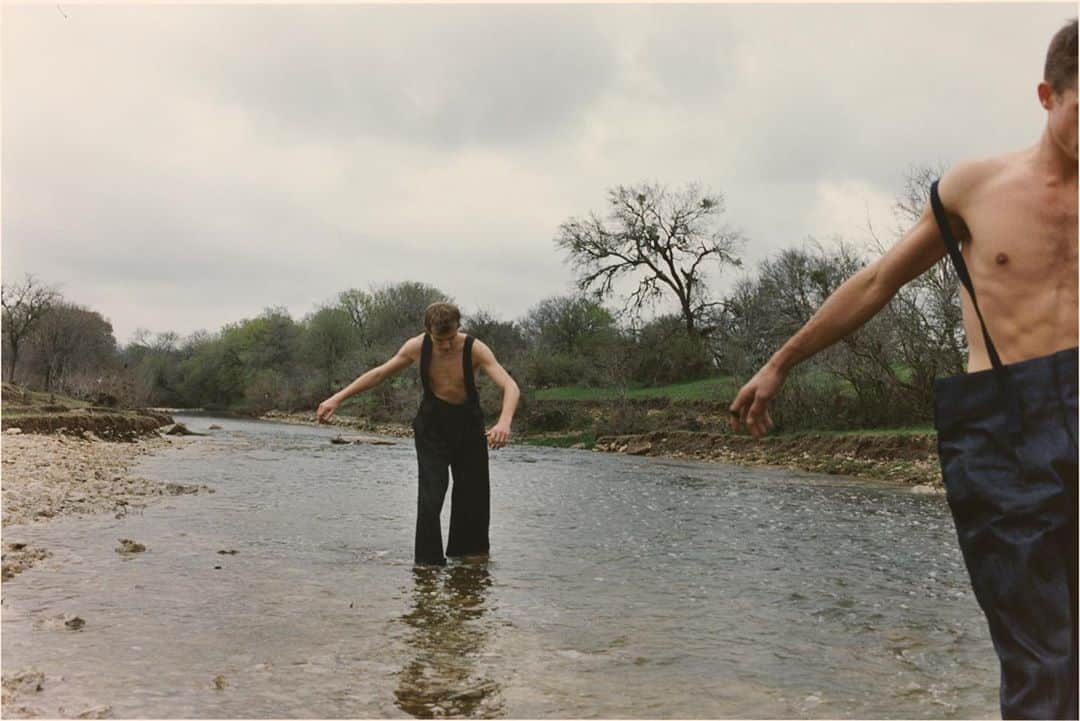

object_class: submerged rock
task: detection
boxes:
[116,539,146,555]
[330,435,396,446]
[161,422,207,437]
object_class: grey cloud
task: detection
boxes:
[183,5,620,150]
[3,3,1071,345]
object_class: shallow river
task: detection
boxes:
[1,415,998,718]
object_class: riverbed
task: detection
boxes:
[1,414,997,718]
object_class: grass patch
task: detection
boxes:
[534,376,737,402]
[1,383,93,412]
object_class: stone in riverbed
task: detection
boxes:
[116,539,146,555]
[1,668,45,701]
[330,435,395,446]
[161,423,206,437]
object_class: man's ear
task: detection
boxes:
[1038,80,1055,110]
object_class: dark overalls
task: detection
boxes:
[411,333,490,566]
[930,181,1078,720]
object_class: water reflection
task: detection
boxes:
[394,560,503,718]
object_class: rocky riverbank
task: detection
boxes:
[258,408,942,489]
[260,409,412,438]
[1,433,213,581]
[586,430,943,489]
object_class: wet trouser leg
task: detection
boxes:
[412,399,491,565]
[446,420,490,558]
[413,423,452,566]
[935,348,1078,720]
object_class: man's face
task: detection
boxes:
[1041,82,1079,162]
[430,326,458,353]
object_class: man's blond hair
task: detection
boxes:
[424,302,460,336]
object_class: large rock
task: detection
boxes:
[161,422,206,437]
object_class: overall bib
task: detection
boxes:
[411,333,491,566]
[930,181,1078,719]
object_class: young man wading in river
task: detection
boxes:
[316,302,520,566]
[730,20,1078,720]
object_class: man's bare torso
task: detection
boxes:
[409,332,475,405]
[948,149,1078,371]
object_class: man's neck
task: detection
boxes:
[1032,129,1079,185]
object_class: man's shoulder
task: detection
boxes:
[940,151,1025,208]
[399,334,425,358]
[467,336,492,356]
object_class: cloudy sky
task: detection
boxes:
[2,2,1071,346]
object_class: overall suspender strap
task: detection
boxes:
[419,333,433,398]
[930,180,1022,438]
[463,336,479,403]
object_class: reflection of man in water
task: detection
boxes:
[730,20,1077,720]
[317,302,520,566]
[394,562,503,718]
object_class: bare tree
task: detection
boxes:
[555,182,744,338]
[29,302,117,393]
[869,162,964,405]
[2,275,61,384]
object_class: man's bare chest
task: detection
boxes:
[964,185,1078,283]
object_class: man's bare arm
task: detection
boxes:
[728,189,959,437]
[473,340,520,448]
[316,336,420,423]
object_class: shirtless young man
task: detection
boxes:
[317,302,521,567]
[729,20,1078,720]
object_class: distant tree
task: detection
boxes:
[462,309,527,369]
[630,314,714,386]
[337,288,372,339]
[519,295,618,357]
[518,295,620,387]
[29,302,117,393]
[556,182,743,338]
[1,274,61,384]
[302,306,362,397]
[870,162,964,406]
[358,282,451,351]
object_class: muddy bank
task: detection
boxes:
[589,430,942,488]
[0,410,172,441]
[1,433,212,580]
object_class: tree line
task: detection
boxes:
[2,165,960,431]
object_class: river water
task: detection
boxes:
[1,415,998,718]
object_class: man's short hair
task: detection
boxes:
[1045,18,1078,94]
[424,302,460,336]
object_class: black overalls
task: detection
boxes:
[930,181,1078,720]
[411,333,491,566]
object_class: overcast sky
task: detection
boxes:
[2,2,1071,346]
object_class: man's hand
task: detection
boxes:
[316,396,340,424]
[728,364,786,437]
[486,421,511,449]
